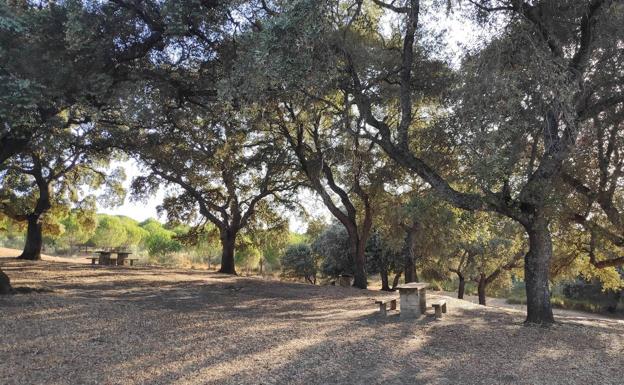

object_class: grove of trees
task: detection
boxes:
[1,0,623,324]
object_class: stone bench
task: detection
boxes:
[431,300,447,319]
[375,297,398,316]
[85,257,99,265]
[85,257,138,266]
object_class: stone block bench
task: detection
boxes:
[85,257,139,266]
[86,257,99,265]
[375,297,398,316]
[431,300,447,319]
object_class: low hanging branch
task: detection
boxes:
[587,229,624,269]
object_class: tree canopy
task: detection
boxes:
[1,0,623,325]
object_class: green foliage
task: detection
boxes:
[0,214,25,249]
[312,224,351,277]
[233,0,338,100]
[551,224,624,292]
[55,207,97,251]
[188,231,221,267]
[303,218,327,243]
[235,234,262,271]
[1,0,623,314]
[118,216,149,247]
[507,281,623,315]
[366,231,403,275]
[248,220,291,271]
[87,214,151,250]
[140,219,183,260]
[89,215,127,248]
[280,243,318,284]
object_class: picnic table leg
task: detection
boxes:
[129,260,134,266]
[399,288,422,319]
[419,288,427,314]
[91,258,96,266]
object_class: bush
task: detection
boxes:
[312,224,351,277]
[281,243,318,284]
[506,281,623,314]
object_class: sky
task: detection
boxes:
[97,5,485,232]
[98,159,165,223]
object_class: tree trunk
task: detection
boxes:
[18,215,43,261]
[458,275,465,299]
[352,238,367,289]
[523,217,555,324]
[405,254,417,283]
[380,267,391,291]
[0,268,12,295]
[391,271,402,290]
[403,225,418,283]
[218,229,237,275]
[477,274,487,306]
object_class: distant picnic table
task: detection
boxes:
[86,250,137,267]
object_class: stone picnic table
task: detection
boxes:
[396,282,429,319]
[88,250,135,266]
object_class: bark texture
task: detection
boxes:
[477,275,487,306]
[352,236,368,289]
[0,268,12,295]
[523,218,555,324]
[219,231,237,275]
[457,275,465,299]
[379,267,390,291]
[18,215,43,261]
[391,271,402,290]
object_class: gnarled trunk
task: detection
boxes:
[352,237,367,289]
[457,274,465,299]
[523,217,555,324]
[18,215,43,261]
[391,271,402,290]
[0,268,12,295]
[218,229,237,275]
[403,224,418,283]
[379,267,391,291]
[404,254,417,283]
[477,274,486,306]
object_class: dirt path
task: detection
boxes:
[1,257,623,385]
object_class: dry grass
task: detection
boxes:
[0,247,91,264]
[1,256,623,385]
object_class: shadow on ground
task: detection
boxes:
[1,258,623,385]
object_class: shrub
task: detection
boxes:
[281,243,318,284]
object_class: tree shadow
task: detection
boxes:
[2,262,623,385]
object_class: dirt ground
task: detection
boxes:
[1,256,623,385]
